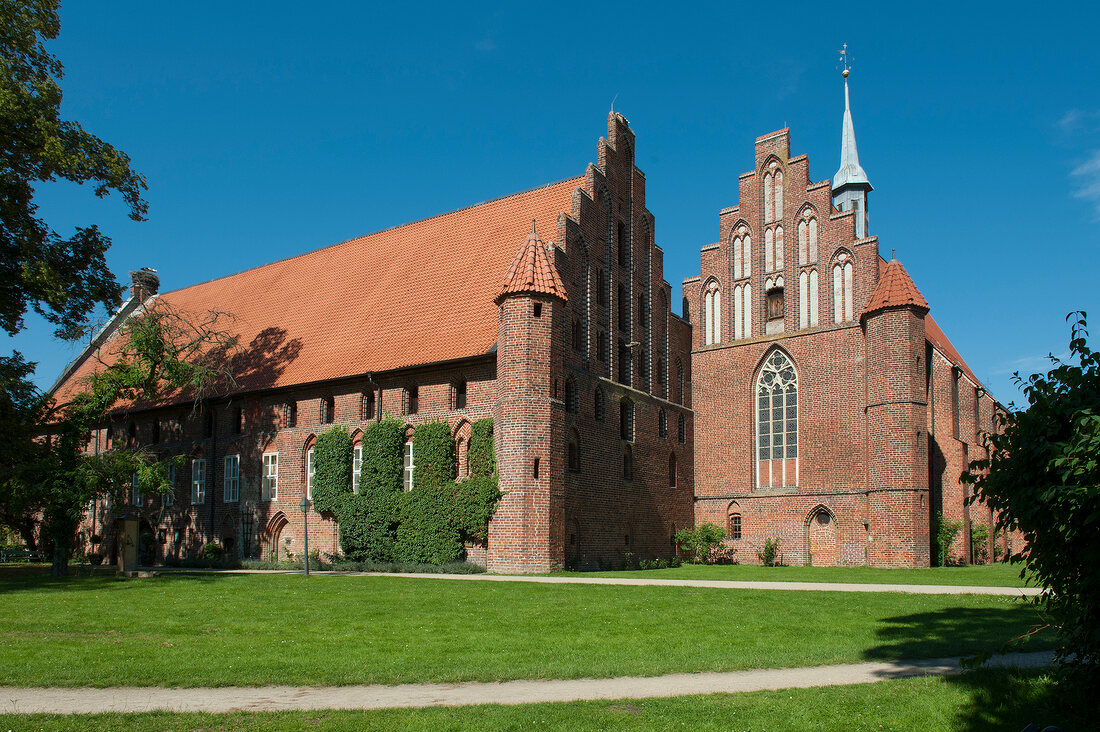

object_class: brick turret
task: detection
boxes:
[488,227,568,573]
[861,259,930,567]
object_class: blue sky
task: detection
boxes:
[6,1,1099,405]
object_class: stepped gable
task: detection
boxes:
[53,177,582,404]
[862,258,929,317]
[495,228,568,304]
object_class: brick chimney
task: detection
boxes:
[129,268,160,302]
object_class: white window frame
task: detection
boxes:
[262,452,279,501]
[403,441,414,492]
[307,446,315,500]
[223,454,240,503]
[131,472,142,505]
[352,445,362,493]
[191,459,207,504]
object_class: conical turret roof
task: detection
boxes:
[862,259,928,319]
[496,227,568,304]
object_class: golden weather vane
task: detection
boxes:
[838,43,852,78]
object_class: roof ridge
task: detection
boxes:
[156,176,585,298]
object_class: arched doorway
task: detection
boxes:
[807,506,837,566]
[266,513,289,562]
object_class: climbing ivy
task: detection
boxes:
[310,426,352,515]
[469,418,496,477]
[334,417,404,561]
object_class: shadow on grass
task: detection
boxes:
[0,564,239,594]
[863,605,1053,661]
[944,667,1097,731]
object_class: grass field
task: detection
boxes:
[0,669,1091,731]
[557,562,1030,586]
[0,567,1051,688]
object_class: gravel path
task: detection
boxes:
[0,652,1051,714]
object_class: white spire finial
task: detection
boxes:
[838,43,852,78]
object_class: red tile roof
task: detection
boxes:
[862,259,929,317]
[54,177,582,404]
[926,314,985,392]
[496,230,568,304]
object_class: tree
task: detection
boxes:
[675,523,728,564]
[0,352,51,548]
[22,301,238,575]
[963,312,1100,682]
[1,0,148,340]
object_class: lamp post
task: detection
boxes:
[299,495,311,577]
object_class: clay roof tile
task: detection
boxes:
[862,259,929,318]
[496,230,568,304]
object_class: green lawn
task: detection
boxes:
[1,669,1091,731]
[0,568,1051,687]
[557,562,1030,586]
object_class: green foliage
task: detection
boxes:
[469,418,496,477]
[963,312,1100,681]
[394,483,464,565]
[200,541,223,561]
[311,426,352,515]
[675,523,728,564]
[335,492,397,563]
[757,537,782,567]
[452,475,503,544]
[970,522,990,564]
[932,512,964,567]
[0,0,148,340]
[361,417,405,496]
[412,421,455,490]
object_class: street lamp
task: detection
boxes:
[299,495,312,576]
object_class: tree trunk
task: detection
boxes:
[18,519,37,552]
[50,541,69,577]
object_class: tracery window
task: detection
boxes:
[703,281,721,345]
[832,253,855,323]
[756,350,798,489]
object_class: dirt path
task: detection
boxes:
[161,568,1042,596]
[0,652,1051,714]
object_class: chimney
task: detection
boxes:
[129,268,160,302]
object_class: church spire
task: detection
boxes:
[832,44,872,239]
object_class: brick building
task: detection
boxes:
[55,79,1000,571]
[55,113,695,573]
[684,76,1003,567]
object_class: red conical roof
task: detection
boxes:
[496,228,568,304]
[862,259,929,319]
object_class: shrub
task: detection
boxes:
[452,474,503,544]
[932,511,963,567]
[311,426,353,515]
[675,523,728,564]
[201,541,223,560]
[964,312,1100,682]
[335,492,397,563]
[362,417,406,496]
[757,537,781,567]
[970,522,990,564]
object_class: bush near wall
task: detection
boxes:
[317,417,501,564]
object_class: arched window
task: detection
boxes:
[682,296,690,322]
[405,386,418,415]
[733,283,752,340]
[728,510,742,540]
[775,226,784,270]
[703,281,721,345]
[774,170,784,220]
[832,253,855,323]
[360,391,376,421]
[732,225,751,280]
[668,452,677,487]
[617,221,628,267]
[757,350,798,489]
[658,408,668,438]
[620,398,634,442]
[352,433,364,490]
[305,437,317,499]
[321,396,334,424]
[799,270,820,329]
[765,228,774,272]
[623,444,634,481]
[678,413,686,443]
[453,380,467,410]
[564,377,578,414]
[594,387,606,422]
[763,171,774,223]
[798,212,819,265]
[617,339,631,385]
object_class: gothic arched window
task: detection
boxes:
[757,350,798,489]
[832,252,855,323]
[703,281,721,345]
